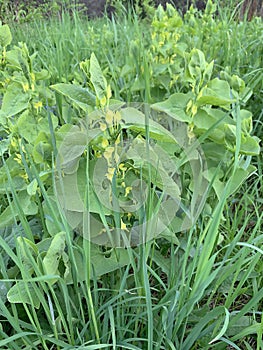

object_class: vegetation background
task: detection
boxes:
[0,0,262,349]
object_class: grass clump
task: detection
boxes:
[0,1,262,349]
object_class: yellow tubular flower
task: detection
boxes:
[114,111,122,123]
[106,167,115,181]
[115,134,121,145]
[33,101,43,113]
[14,153,22,164]
[125,186,132,197]
[100,96,107,107]
[119,163,127,172]
[100,122,107,131]
[121,219,128,231]
[101,138,109,149]
[103,146,114,161]
[22,82,29,92]
[191,104,198,117]
[105,109,114,125]
[114,153,120,164]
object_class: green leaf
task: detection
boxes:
[209,308,230,344]
[240,109,253,134]
[202,60,214,85]
[7,281,41,308]
[17,111,38,142]
[0,83,30,118]
[91,245,130,277]
[227,165,256,196]
[190,49,207,72]
[34,69,50,80]
[0,156,27,193]
[42,194,62,236]
[151,92,193,122]
[201,142,227,162]
[0,24,12,47]
[194,107,232,130]
[151,250,170,276]
[7,281,40,309]
[64,244,130,283]
[56,125,87,174]
[32,132,52,164]
[27,179,38,196]
[42,231,66,285]
[121,107,179,142]
[182,306,226,350]
[187,48,207,80]
[131,76,145,92]
[0,333,37,347]
[0,137,10,156]
[50,83,96,112]
[197,78,234,107]
[194,108,230,144]
[89,52,108,101]
[5,49,20,68]
[227,316,256,337]
[0,190,38,229]
[224,124,260,155]
[240,135,261,155]
[125,137,181,198]
[56,159,112,217]
[16,236,38,273]
[203,167,224,200]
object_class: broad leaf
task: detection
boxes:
[197,78,234,107]
[0,24,12,47]
[32,132,52,164]
[50,83,96,112]
[64,244,130,283]
[121,107,179,142]
[90,52,108,101]
[16,236,38,273]
[42,194,63,236]
[7,282,41,308]
[56,126,87,173]
[0,190,38,229]
[91,245,130,277]
[42,231,66,285]
[224,124,260,155]
[55,159,112,216]
[125,137,181,198]
[0,83,30,118]
[151,92,193,122]
[227,165,256,197]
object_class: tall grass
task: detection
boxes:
[9,4,263,136]
[1,109,262,349]
[0,3,262,349]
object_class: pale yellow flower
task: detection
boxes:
[104,146,114,161]
[22,82,29,92]
[33,101,43,113]
[125,186,132,197]
[100,122,107,131]
[106,167,115,181]
[101,138,109,149]
[105,109,114,125]
[121,219,128,231]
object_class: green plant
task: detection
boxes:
[0,4,262,348]
[0,23,56,227]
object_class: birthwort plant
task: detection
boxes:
[0,19,260,247]
[0,9,262,347]
[0,20,260,309]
